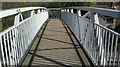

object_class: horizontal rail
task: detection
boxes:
[0,7,47,18]
[62,7,120,18]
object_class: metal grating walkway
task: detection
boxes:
[22,19,91,67]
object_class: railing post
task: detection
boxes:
[64,9,66,12]
[20,13,23,21]
[44,9,46,12]
[90,12,100,24]
[93,13,104,65]
[43,9,45,12]
[90,12,104,65]
[14,10,23,25]
[77,9,81,16]
[41,9,44,12]
[71,9,73,13]
[37,9,40,14]
[67,9,69,12]
[14,13,20,25]
[90,12,95,22]
[31,10,34,16]
[94,13,100,24]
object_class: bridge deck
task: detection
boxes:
[22,19,91,66]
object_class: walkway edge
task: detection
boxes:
[60,19,95,67]
[18,19,50,67]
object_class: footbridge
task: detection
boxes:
[0,7,120,67]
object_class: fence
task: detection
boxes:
[61,7,120,66]
[0,7,49,67]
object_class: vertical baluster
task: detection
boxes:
[96,25,99,64]
[107,32,111,65]
[109,34,114,65]
[14,27,19,64]
[24,21,27,48]
[0,36,1,67]
[95,25,98,64]
[98,27,102,65]
[113,36,118,65]
[26,21,29,46]
[3,34,9,66]
[0,35,6,66]
[23,22,26,53]
[20,23,24,59]
[90,23,93,57]
[92,23,96,63]
[19,25,23,58]
[117,38,120,66]
[12,29,17,66]
[6,32,12,66]
[100,28,105,65]
[78,18,81,41]
[9,30,15,66]
[103,31,108,65]
[17,26,21,63]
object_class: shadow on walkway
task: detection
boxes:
[22,19,91,67]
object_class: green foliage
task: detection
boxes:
[2,2,41,9]
[90,2,97,6]
[114,24,120,34]
[96,2,111,6]
[40,2,84,8]
[116,2,120,5]
[2,15,14,30]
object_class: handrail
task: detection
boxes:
[63,7,120,18]
[0,7,47,18]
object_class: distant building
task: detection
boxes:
[89,2,120,29]
[112,2,120,27]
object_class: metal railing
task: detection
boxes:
[61,7,120,66]
[0,7,49,67]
